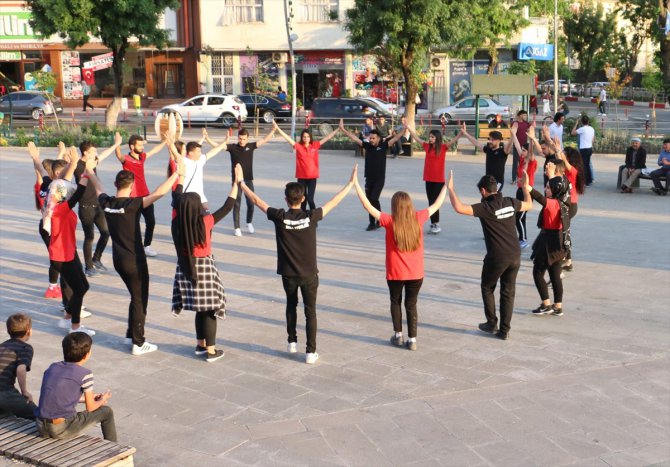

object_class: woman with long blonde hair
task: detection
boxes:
[353,177,446,350]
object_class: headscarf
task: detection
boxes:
[42,179,77,234]
[172,192,206,285]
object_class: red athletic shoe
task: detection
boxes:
[44,286,62,299]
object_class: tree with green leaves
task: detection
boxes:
[26,0,179,128]
[343,0,526,125]
[563,1,617,83]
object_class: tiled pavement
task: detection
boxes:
[0,134,668,466]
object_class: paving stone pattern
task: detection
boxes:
[0,137,668,466]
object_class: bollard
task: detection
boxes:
[420,116,424,127]
[305,111,311,128]
[187,111,191,129]
[38,114,44,131]
[143,125,147,140]
[237,118,241,130]
[71,110,75,123]
[625,108,629,118]
[645,117,650,138]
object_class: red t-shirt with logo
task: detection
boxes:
[48,202,78,262]
[379,209,430,280]
[294,141,321,179]
[122,152,150,197]
[565,166,579,204]
[422,143,447,183]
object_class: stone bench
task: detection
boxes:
[616,165,666,189]
[0,415,135,467]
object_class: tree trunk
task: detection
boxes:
[401,65,417,129]
[661,34,670,103]
[104,45,127,129]
[487,46,498,75]
[105,98,122,130]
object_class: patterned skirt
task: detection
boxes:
[172,255,226,319]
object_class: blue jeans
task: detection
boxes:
[36,406,117,442]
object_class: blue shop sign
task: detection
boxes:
[518,43,554,61]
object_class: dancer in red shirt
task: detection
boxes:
[406,127,462,234]
[510,125,538,249]
[352,170,447,351]
[115,135,167,257]
[273,120,340,210]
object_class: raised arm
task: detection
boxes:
[318,127,340,146]
[114,144,126,164]
[202,127,224,148]
[338,119,363,146]
[256,127,277,148]
[96,132,123,163]
[445,128,463,148]
[509,125,523,155]
[459,123,485,151]
[55,141,66,160]
[211,164,241,224]
[353,167,381,220]
[527,127,543,156]
[143,164,180,208]
[322,165,356,217]
[427,184,447,216]
[519,171,533,212]
[570,118,579,136]
[62,147,79,182]
[85,157,104,198]
[407,126,425,145]
[503,136,514,155]
[145,139,167,158]
[27,142,48,178]
[205,140,228,160]
[447,170,474,216]
[273,120,296,146]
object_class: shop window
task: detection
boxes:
[300,0,338,22]
[222,0,263,24]
[211,53,234,94]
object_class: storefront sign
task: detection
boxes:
[295,51,343,66]
[83,52,113,71]
[0,13,36,39]
[0,51,22,60]
[517,43,554,61]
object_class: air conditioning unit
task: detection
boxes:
[430,56,442,70]
[272,52,288,63]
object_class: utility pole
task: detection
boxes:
[283,0,297,139]
[553,0,559,113]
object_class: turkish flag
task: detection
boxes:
[82,67,95,85]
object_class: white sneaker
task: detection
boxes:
[144,246,158,257]
[246,223,255,234]
[80,310,92,319]
[234,228,242,237]
[305,352,319,364]
[432,224,441,234]
[132,341,158,356]
[287,342,297,353]
[58,318,70,329]
[70,326,96,336]
[60,305,87,312]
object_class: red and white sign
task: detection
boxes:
[83,52,113,72]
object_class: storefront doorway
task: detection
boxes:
[155,64,184,98]
[302,73,319,110]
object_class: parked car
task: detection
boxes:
[159,94,247,127]
[238,93,291,123]
[0,91,63,120]
[310,97,392,135]
[432,97,510,123]
[583,81,610,98]
[357,96,398,115]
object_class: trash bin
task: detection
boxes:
[133,94,141,115]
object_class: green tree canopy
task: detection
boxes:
[344,0,525,124]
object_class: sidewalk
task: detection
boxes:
[0,141,668,466]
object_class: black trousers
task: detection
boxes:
[140,203,155,247]
[298,178,317,211]
[233,179,255,228]
[511,146,520,183]
[480,256,520,334]
[195,311,218,347]
[565,202,578,261]
[82,95,94,111]
[425,181,444,224]
[651,166,670,190]
[114,256,149,346]
[387,279,423,338]
[580,148,594,185]
[533,257,563,303]
[79,204,110,269]
[38,221,59,284]
[365,177,385,226]
[282,274,318,353]
[515,187,527,242]
[51,254,89,324]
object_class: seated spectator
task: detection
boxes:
[620,137,647,193]
[375,116,391,139]
[360,117,374,142]
[390,116,411,157]
[488,114,508,129]
[0,314,36,419]
[651,138,670,196]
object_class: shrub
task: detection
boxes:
[6,124,132,147]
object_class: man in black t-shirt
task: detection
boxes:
[203,127,276,236]
[88,164,179,356]
[460,124,514,192]
[340,120,404,230]
[74,133,122,277]
[448,172,532,340]
[239,167,356,364]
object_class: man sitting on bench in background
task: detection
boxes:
[620,137,646,193]
[651,138,670,196]
[390,116,411,158]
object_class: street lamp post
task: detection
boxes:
[553,0,559,113]
[283,0,298,139]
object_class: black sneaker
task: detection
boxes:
[195,345,207,356]
[551,306,564,316]
[84,267,100,278]
[495,331,509,340]
[652,187,663,196]
[478,322,498,334]
[366,224,376,231]
[92,259,107,271]
[206,349,225,362]
[532,304,552,315]
[390,334,404,347]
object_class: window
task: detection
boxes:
[458,99,474,108]
[211,53,234,94]
[478,99,489,107]
[186,97,205,106]
[207,96,225,106]
[300,0,338,22]
[223,0,263,24]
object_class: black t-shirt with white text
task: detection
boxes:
[99,195,145,260]
[363,141,389,179]
[74,160,99,205]
[227,142,257,181]
[267,207,323,277]
[472,193,522,261]
[484,144,508,185]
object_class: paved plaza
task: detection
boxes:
[0,133,669,466]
